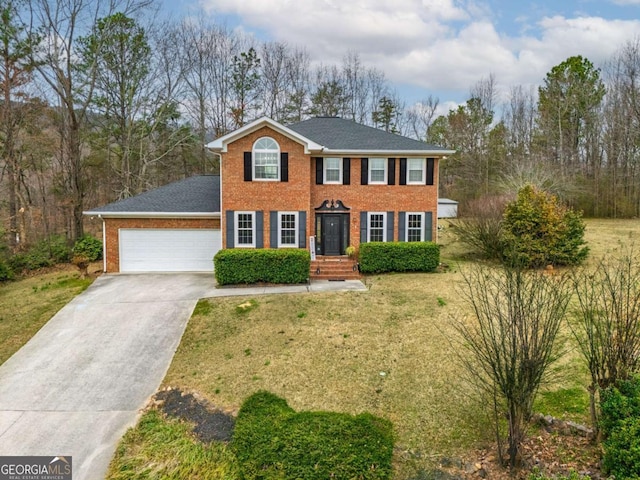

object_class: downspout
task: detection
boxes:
[209,150,223,250]
[99,214,106,273]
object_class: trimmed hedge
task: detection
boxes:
[232,391,394,480]
[601,376,640,478]
[603,416,640,479]
[359,241,440,274]
[214,249,310,285]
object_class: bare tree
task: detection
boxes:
[571,247,640,436]
[0,0,39,249]
[454,265,572,468]
[404,95,439,140]
[28,0,151,241]
[602,39,640,217]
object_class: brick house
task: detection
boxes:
[85,116,453,276]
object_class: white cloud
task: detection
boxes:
[201,0,640,103]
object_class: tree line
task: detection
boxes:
[1,0,640,252]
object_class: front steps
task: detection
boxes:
[310,256,361,281]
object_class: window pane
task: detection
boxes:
[408,159,424,183]
[370,159,386,183]
[237,213,253,245]
[369,213,384,242]
[407,213,422,242]
[324,158,341,183]
[280,213,297,246]
[255,152,279,179]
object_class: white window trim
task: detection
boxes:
[368,158,387,184]
[407,158,426,185]
[406,212,425,242]
[252,136,280,181]
[367,212,387,242]
[323,157,343,184]
[235,211,256,248]
[278,211,298,248]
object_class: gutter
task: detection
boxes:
[82,211,221,219]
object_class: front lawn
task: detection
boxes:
[0,265,94,365]
[109,218,639,478]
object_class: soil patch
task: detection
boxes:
[153,388,236,443]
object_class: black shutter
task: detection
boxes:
[360,211,368,243]
[427,158,435,185]
[360,158,368,185]
[281,153,288,182]
[270,211,278,248]
[226,210,235,248]
[256,211,264,248]
[315,158,323,185]
[298,211,307,248]
[386,212,394,242]
[343,158,350,185]
[425,212,433,241]
[398,212,406,242]
[388,158,396,185]
[399,158,407,185]
[243,152,252,181]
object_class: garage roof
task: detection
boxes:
[84,175,220,217]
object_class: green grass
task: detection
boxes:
[0,265,94,365]
[109,219,640,478]
[106,410,240,480]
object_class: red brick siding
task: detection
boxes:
[222,126,311,247]
[221,126,440,251]
[104,217,220,273]
[311,158,439,249]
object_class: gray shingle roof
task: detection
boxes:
[84,175,220,214]
[287,117,449,152]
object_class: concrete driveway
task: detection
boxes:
[0,274,218,480]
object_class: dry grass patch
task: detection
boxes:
[164,272,489,475]
[0,264,94,365]
[161,218,640,478]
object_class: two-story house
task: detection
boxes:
[85,116,453,276]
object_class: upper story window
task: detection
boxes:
[369,158,387,184]
[253,137,280,180]
[407,159,426,184]
[323,158,342,184]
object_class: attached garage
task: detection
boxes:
[119,229,221,272]
[84,176,222,273]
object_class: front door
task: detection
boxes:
[324,215,342,255]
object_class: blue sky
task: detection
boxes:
[160,0,640,114]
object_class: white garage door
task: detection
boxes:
[119,229,221,272]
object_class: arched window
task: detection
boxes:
[253,137,280,180]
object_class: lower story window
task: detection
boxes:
[235,212,255,247]
[407,212,424,242]
[279,212,298,247]
[368,212,386,242]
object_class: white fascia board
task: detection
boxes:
[320,149,456,156]
[83,211,221,219]
[206,116,323,154]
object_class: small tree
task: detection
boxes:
[454,195,510,260]
[454,265,572,468]
[571,248,640,436]
[502,184,588,268]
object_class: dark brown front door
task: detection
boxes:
[324,215,342,255]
